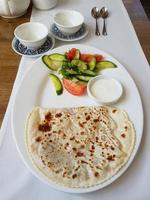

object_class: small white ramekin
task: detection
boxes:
[54,10,84,35]
[87,75,123,105]
[14,22,48,49]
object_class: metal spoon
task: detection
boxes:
[100,7,109,36]
[91,7,100,36]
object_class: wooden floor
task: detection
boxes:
[141,0,150,19]
[0,0,150,126]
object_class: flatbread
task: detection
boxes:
[25,106,135,187]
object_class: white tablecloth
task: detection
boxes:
[0,0,150,199]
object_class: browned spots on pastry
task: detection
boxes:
[75,165,80,171]
[35,136,43,142]
[75,140,80,144]
[42,160,46,165]
[72,174,77,179]
[112,109,117,113]
[55,113,62,118]
[102,120,107,125]
[96,166,101,170]
[99,142,102,146]
[121,133,126,138]
[76,152,84,157]
[45,112,52,121]
[79,122,84,128]
[80,131,85,135]
[107,155,115,161]
[94,172,99,177]
[96,137,99,142]
[63,133,66,138]
[81,160,88,164]
[93,118,99,123]
[86,115,90,120]
[70,136,75,141]
[63,171,67,177]
[80,144,85,149]
[124,126,128,130]
[72,147,77,151]
[105,143,109,148]
[90,140,94,144]
[49,140,52,143]
[111,146,115,150]
[38,122,51,132]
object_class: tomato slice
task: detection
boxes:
[80,54,93,62]
[80,53,103,63]
[94,54,104,62]
[66,48,77,61]
[63,79,86,96]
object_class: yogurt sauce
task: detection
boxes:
[90,78,123,103]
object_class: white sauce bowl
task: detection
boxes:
[54,10,84,35]
[14,22,48,49]
[87,76,123,105]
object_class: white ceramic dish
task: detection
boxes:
[50,23,89,42]
[54,10,84,35]
[12,35,55,58]
[12,44,143,193]
[32,0,57,10]
[87,76,123,105]
[14,22,48,49]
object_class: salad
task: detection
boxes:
[42,48,117,96]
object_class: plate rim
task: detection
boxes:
[11,44,143,193]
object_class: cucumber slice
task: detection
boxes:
[88,57,96,70]
[65,69,79,75]
[42,55,62,71]
[71,60,87,70]
[80,69,96,76]
[50,74,63,95]
[96,61,117,70]
[48,53,67,61]
[61,68,78,76]
[74,49,80,59]
[76,75,92,82]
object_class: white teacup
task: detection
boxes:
[0,0,30,18]
[32,0,57,10]
[14,22,48,49]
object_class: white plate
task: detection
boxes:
[50,23,89,42]
[12,44,143,193]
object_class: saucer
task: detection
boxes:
[12,35,55,57]
[50,23,89,42]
